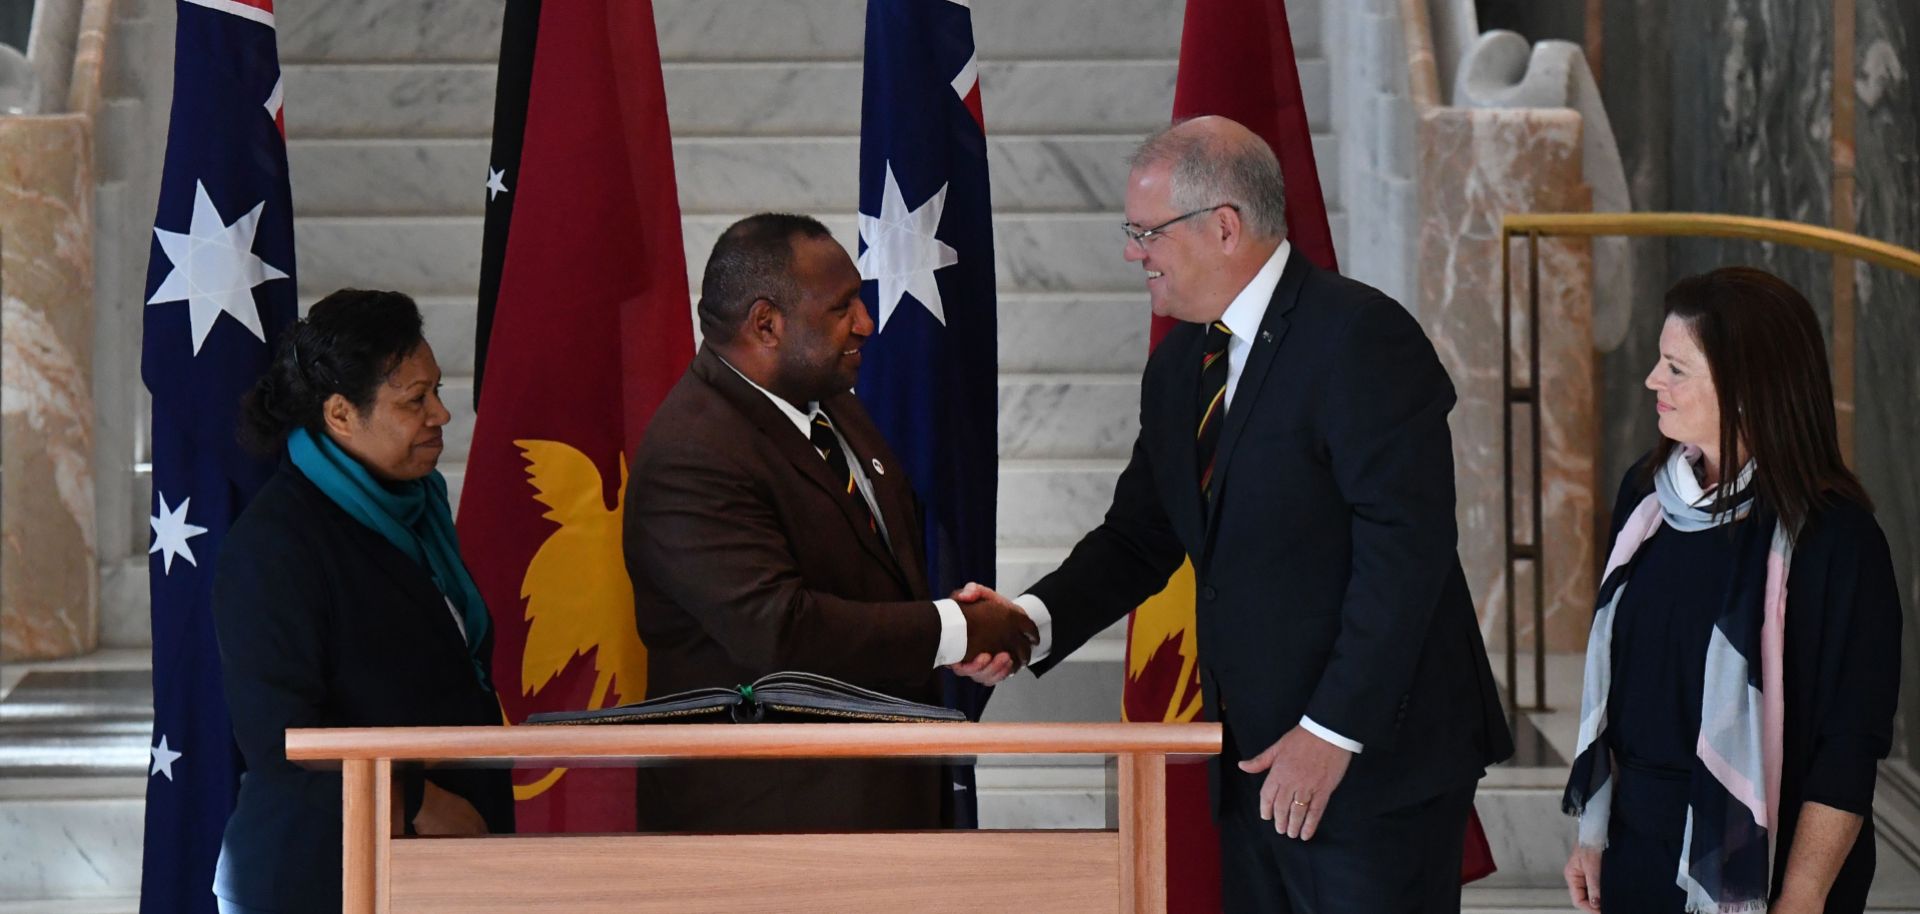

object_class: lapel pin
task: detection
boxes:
[871,458,885,476]
[1260,330,1273,343]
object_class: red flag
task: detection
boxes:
[456,0,692,833]
[1125,0,1494,905]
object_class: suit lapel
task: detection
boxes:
[1206,252,1308,537]
[822,394,924,597]
[693,347,907,581]
[300,474,473,667]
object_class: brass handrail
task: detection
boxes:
[1502,212,1920,277]
[1498,212,1920,717]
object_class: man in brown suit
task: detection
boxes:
[624,213,1037,832]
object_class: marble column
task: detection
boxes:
[1417,106,1597,655]
[1852,0,1920,762]
[0,113,99,660]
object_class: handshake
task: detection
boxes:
[948,583,1039,686]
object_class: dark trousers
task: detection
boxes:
[1219,758,1477,914]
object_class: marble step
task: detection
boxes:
[289,132,1342,217]
[293,212,1146,297]
[278,0,1193,65]
[407,292,1152,379]
[281,57,1328,140]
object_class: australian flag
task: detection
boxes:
[855,0,999,826]
[139,1,297,911]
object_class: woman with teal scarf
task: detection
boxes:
[210,290,514,914]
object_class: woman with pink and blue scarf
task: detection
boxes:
[1562,267,1901,914]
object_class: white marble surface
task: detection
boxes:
[274,0,1191,66]
[278,0,504,64]
[283,60,1183,140]
[997,293,1150,374]
[0,798,143,901]
[996,459,1125,548]
[997,374,1139,459]
[291,132,1341,220]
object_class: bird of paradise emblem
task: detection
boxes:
[1123,559,1204,724]
[508,439,645,800]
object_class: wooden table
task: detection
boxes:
[287,721,1219,914]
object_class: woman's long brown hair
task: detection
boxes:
[1644,266,1870,535]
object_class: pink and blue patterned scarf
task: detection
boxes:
[1563,446,1790,912]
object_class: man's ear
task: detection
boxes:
[745,298,782,348]
[1215,205,1246,255]
[321,392,358,439]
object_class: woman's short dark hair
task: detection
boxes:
[238,289,427,454]
[1645,266,1869,533]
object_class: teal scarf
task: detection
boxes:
[288,428,491,687]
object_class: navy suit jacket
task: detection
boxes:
[1030,252,1513,815]
[211,460,513,913]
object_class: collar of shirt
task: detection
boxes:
[1217,240,1291,408]
[717,354,819,439]
[1217,239,1292,342]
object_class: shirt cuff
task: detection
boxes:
[932,599,966,667]
[1300,716,1363,754]
[1015,593,1053,664]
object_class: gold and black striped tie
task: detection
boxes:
[810,412,877,533]
[1196,321,1233,501]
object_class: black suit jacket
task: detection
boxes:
[1031,251,1513,815]
[211,461,513,914]
[623,344,946,832]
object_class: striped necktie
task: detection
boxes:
[809,411,877,533]
[1196,321,1233,501]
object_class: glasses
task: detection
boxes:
[1121,204,1239,247]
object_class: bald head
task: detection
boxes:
[1129,116,1288,239]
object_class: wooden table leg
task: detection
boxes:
[342,759,392,914]
[1118,753,1167,914]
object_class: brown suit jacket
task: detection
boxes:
[624,344,947,832]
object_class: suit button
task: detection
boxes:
[1201,586,1217,600]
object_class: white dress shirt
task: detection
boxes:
[1014,241,1364,754]
[719,357,969,668]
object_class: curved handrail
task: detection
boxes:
[1501,212,1920,278]
[285,721,1223,763]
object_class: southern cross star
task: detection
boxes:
[857,162,959,332]
[150,734,182,781]
[147,180,289,355]
[149,492,209,575]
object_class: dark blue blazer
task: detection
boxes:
[210,460,512,913]
[1030,252,1513,815]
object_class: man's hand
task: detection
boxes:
[949,651,1016,685]
[1564,845,1602,912]
[954,583,1038,672]
[411,781,489,836]
[1236,726,1353,840]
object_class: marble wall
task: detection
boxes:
[1851,0,1920,761]
[0,114,99,660]
[1590,0,1920,758]
[1415,106,1596,656]
[0,0,107,660]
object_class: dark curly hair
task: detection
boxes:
[238,289,427,454]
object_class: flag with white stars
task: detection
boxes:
[138,1,297,911]
[856,0,999,827]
